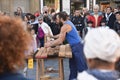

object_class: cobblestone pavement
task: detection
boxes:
[26,59,70,80]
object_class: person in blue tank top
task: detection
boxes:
[45,12,88,80]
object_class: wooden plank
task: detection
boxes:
[59,45,66,57]
[65,44,72,58]
[35,47,47,59]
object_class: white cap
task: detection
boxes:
[84,27,120,62]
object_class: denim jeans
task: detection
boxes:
[69,42,88,80]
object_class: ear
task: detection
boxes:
[87,59,95,69]
[87,59,92,62]
[87,58,94,65]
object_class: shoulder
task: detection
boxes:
[88,15,94,19]
[42,22,49,27]
[77,71,97,80]
[42,22,47,25]
[62,23,71,29]
[60,24,72,33]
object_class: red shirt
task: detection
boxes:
[87,14,103,28]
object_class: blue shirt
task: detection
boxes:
[65,20,81,45]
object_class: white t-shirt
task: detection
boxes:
[38,22,53,36]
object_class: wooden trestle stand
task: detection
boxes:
[35,35,72,80]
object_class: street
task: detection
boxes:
[26,59,70,80]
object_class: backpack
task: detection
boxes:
[37,27,45,39]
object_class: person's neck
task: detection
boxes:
[62,20,67,24]
[93,63,115,71]
[107,12,112,15]
[94,13,98,15]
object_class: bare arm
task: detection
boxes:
[45,33,59,40]
[50,34,60,39]
[45,24,72,47]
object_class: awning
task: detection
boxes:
[71,0,84,2]
[100,0,110,3]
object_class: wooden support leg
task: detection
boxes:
[40,59,45,76]
[36,59,39,80]
[59,58,64,80]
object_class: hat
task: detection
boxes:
[84,27,120,62]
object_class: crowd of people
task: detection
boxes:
[0,5,120,80]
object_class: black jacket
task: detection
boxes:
[114,21,120,35]
[103,13,116,29]
[71,16,85,31]
[49,22,60,35]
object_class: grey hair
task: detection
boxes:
[93,5,99,10]
[38,15,43,20]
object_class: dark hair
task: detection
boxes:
[30,15,36,19]
[87,21,93,24]
[52,13,57,21]
[92,58,112,68]
[51,8,55,14]
[25,13,32,21]
[115,11,120,15]
[115,58,120,72]
[75,9,80,11]
[106,7,112,11]
[14,12,19,16]
[57,12,68,21]
[100,19,107,23]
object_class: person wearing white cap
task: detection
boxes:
[77,27,120,80]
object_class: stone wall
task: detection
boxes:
[0,0,40,16]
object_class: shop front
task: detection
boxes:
[43,0,61,13]
[70,0,86,14]
[0,0,40,16]
[99,0,120,11]
[114,0,120,8]
[99,0,110,11]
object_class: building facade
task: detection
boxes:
[70,0,86,13]
[42,0,86,14]
[99,0,120,11]
[40,0,61,13]
[0,0,120,16]
[0,0,40,16]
